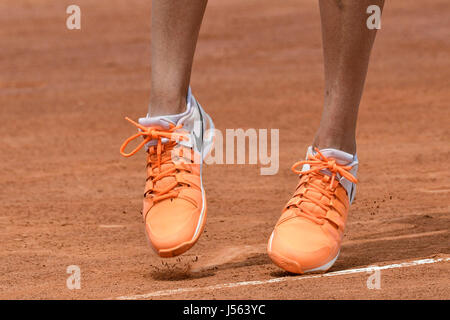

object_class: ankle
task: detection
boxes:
[312,133,356,155]
[149,92,187,117]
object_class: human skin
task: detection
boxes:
[149,0,208,117]
[149,0,384,155]
[313,0,385,154]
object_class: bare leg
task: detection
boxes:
[313,0,384,154]
[150,0,207,116]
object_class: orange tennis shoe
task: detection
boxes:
[120,88,214,257]
[268,146,358,274]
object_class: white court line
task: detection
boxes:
[98,224,125,228]
[419,188,450,194]
[116,257,450,300]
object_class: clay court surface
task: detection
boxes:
[1,0,449,299]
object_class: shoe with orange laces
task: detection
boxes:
[120,87,214,257]
[267,146,358,274]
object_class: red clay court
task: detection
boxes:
[0,0,449,299]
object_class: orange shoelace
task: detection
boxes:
[288,148,358,225]
[120,117,190,203]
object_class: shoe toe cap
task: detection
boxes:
[144,199,204,255]
[267,220,338,273]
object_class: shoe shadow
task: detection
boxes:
[147,247,271,281]
[204,252,271,272]
[148,268,216,281]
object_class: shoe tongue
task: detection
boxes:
[135,117,175,147]
[141,117,183,191]
[137,95,193,146]
[138,116,177,130]
[303,146,358,203]
[303,146,355,176]
[314,147,354,165]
